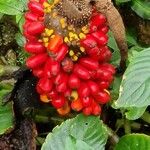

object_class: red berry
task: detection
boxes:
[64,88,72,97]
[23,21,31,29]
[86,46,99,59]
[83,106,92,116]
[55,44,68,62]
[99,69,113,82]
[80,34,97,50]
[56,82,67,93]
[24,12,38,22]
[73,64,90,80]
[39,0,47,4]
[49,60,60,76]
[32,67,44,78]
[90,14,106,28]
[37,77,53,93]
[98,47,112,62]
[44,58,53,78]
[99,26,109,34]
[100,63,116,74]
[88,81,100,96]
[62,57,73,73]
[54,72,68,85]
[94,91,110,104]
[92,102,101,116]
[47,90,58,99]
[51,96,65,108]
[26,53,48,69]
[23,30,37,41]
[78,83,90,98]
[81,96,92,107]
[25,41,46,54]
[92,31,108,46]
[99,81,110,89]
[68,74,80,89]
[28,1,44,17]
[89,70,97,79]
[27,22,45,35]
[79,57,99,70]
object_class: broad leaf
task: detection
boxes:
[42,114,108,150]
[16,14,25,33]
[15,33,26,47]
[115,134,150,150]
[0,82,14,135]
[125,107,147,120]
[108,31,120,66]
[131,0,150,20]
[114,48,150,108]
[0,0,26,15]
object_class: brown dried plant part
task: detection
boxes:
[93,0,128,71]
[56,0,92,27]
[0,119,37,150]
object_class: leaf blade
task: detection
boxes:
[42,114,108,150]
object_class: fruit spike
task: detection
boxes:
[23,0,115,116]
[55,0,92,27]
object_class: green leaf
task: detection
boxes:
[110,76,122,101]
[126,28,138,46]
[0,0,26,15]
[131,0,150,20]
[125,107,147,120]
[0,82,14,135]
[42,114,108,150]
[115,134,150,150]
[16,14,25,33]
[115,0,131,5]
[128,46,144,64]
[15,32,26,47]
[114,48,150,108]
[108,31,120,66]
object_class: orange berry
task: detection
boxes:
[47,34,63,52]
[71,98,83,112]
[57,101,70,116]
[40,94,50,103]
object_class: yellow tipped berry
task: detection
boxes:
[64,37,70,43]
[73,55,78,61]
[40,94,50,103]
[79,33,86,39]
[43,37,49,43]
[104,89,110,95]
[69,32,74,38]
[51,35,55,38]
[71,91,78,100]
[54,0,60,4]
[45,7,52,13]
[74,34,79,40]
[82,26,89,34]
[45,29,54,36]
[43,2,50,8]
[80,47,85,52]
[69,50,74,56]
[44,42,49,47]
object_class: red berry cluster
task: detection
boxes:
[23,0,115,116]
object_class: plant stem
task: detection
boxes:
[124,119,131,134]
[141,111,150,124]
[107,126,119,145]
